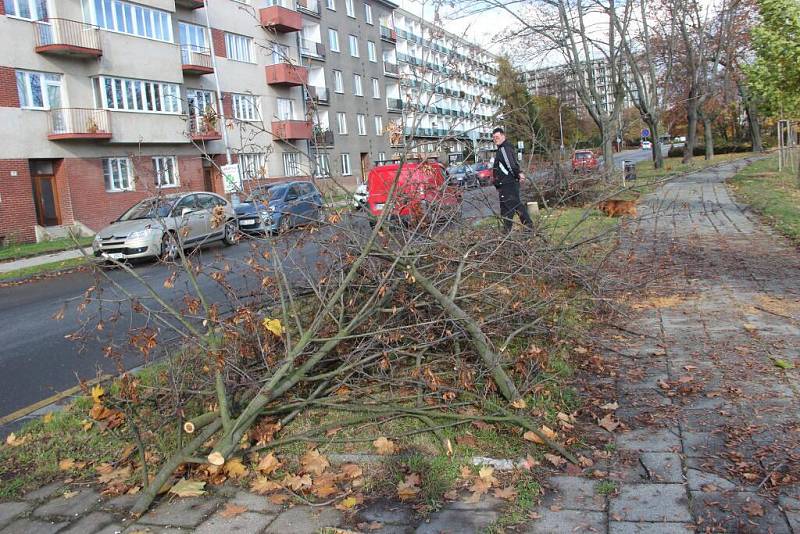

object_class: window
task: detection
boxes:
[271,43,289,65]
[336,112,347,134]
[4,0,47,19]
[364,3,373,24]
[345,0,354,17]
[93,76,180,113]
[239,153,266,180]
[16,70,62,110]
[225,32,254,62]
[340,153,351,176]
[328,29,340,52]
[314,154,331,177]
[326,0,335,9]
[153,156,179,188]
[371,78,380,99]
[374,115,383,135]
[367,41,377,62]
[348,35,359,57]
[357,114,366,135]
[333,70,344,93]
[377,152,386,161]
[232,93,259,121]
[283,153,302,176]
[276,98,294,120]
[103,158,134,192]
[82,0,172,42]
[178,22,207,50]
[353,74,363,96]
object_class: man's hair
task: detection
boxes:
[492,127,505,135]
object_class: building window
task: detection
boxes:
[357,114,366,135]
[314,154,331,178]
[15,70,62,110]
[93,76,180,114]
[271,43,290,64]
[153,156,179,188]
[103,158,134,192]
[283,152,302,176]
[353,74,363,96]
[82,0,172,42]
[348,35,359,57]
[276,98,294,120]
[328,29,340,52]
[225,32,254,62]
[364,3,373,24]
[340,153,351,176]
[232,93,259,121]
[333,70,344,93]
[377,151,385,161]
[239,153,266,180]
[345,0,355,17]
[4,0,47,20]
[374,115,383,135]
[367,41,377,62]
[336,112,348,134]
[178,22,207,51]
[371,78,380,99]
[326,0,335,9]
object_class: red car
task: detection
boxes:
[572,150,600,172]
[367,160,462,222]
[472,162,493,186]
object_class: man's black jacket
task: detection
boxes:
[492,140,520,188]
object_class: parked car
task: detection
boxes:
[641,140,652,150]
[571,149,600,172]
[446,164,479,188]
[367,160,462,223]
[472,162,493,186]
[235,181,323,235]
[92,192,237,261]
[352,183,368,209]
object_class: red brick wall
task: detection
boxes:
[0,160,37,244]
[211,28,226,58]
[221,92,233,119]
[0,2,5,15]
[0,67,20,108]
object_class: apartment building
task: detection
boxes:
[390,9,500,163]
[0,0,311,244]
[297,0,396,184]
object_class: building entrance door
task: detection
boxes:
[30,160,61,227]
[360,152,369,182]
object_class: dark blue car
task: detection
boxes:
[235,181,323,235]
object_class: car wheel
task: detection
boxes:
[222,219,237,246]
[160,232,179,262]
[277,214,291,235]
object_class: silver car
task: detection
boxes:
[92,192,238,261]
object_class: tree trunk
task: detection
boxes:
[647,120,664,169]
[703,117,714,160]
[746,96,763,152]
[602,125,615,177]
[683,96,699,164]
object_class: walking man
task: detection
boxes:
[492,127,533,232]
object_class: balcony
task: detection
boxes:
[175,0,204,8]
[311,128,334,147]
[34,19,102,58]
[272,120,312,141]
[265,63,308,87]
[47,109,112,141]
[387,98,403,112]
[305,86,329,105]
[380,26,397,42]
[260,6,303,33]
[181,46,213,75]
[383,61,399,77]
[297,0,321,16]
[188,116,222,141]
[300,39,325,59]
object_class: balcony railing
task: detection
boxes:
[34,19,102,57]
[47,108,112,141]
[300,39,325,59]
[188,115,222,141]
[265,63,309,86]
[260,6,303,33]
[311,128,334,147]
[272,120,313,140]
[306,86,329,104]
[386,98,403,112]
[297,0,321,15]
[175,0,205,8]
[383,61,399,76]
[379,26,397,42]
[181,46,213,75]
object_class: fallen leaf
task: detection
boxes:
[223,457,248,479]
[311,474,339,498]
[574,346,588,354]
[42,413,53,424]
[397,474,421,501]
[494,486,518,500]
[460,465,473,479]
[544,453,567,467]
[743,323,757,332]
[169,478,206,498]
[336,496,359,510]
[771,358,794,370]
[511,398,527,409]
[5,433,28,447]
[300,449,330,476]
[59,458,82,471]
[268,493,290,505]
[263,318,283,337]
[91,384,105,404]
[701,483,718,493]
[62,490,78,499]
[523,426,557,444]
[283,473,313,491]
[521,454,540,470]
[529,511,542,520]
[357,521,384,531]
[598,413,620,432]
[250,477,282,495]
[600,402,619,411]
[373,437,396,455]
[219,503,248,518]
[81,420,93,431]
[578,456,594,468]
[443,490,459,500]
[742,500,764,517]
[256,453,281,475]
[478,466,498,486]
[340,464,363,480]
[456,434,478,447]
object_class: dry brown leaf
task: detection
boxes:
[459,465,473,479]
[335,496,359,510]
[357,521,384,531]
[743,323,758,332]
[251,477,282,495]
[521,454,540,470]
[300,449,330,476]
[478,466,498,486]
[456,434,478,447]
[268,493,290,505]
[523,425,557,444]
[311,474,339,498]
[397,474,421,501]
[372,437,396,455]
[597,413,620,432]
[578,456,594,468]
[98,466,131,485]
[256,453,281,475]
[340,463,363,480]
[59,459,76,471]
[168,478,206,498]
[510,398,527,409]
[544,453,567,467]
[574,346,588,354]
[494,486,518,500]
[223,457,248,479]
[219,503,248,518]
[742,500,764,517]
[600,402,619,411]
[283,473,312,491]
[5,433,28,447]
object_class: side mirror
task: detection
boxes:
[181,207,193,216]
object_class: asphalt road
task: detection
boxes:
[612,145,672,169]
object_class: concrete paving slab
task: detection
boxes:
[195,511,274,533]
[0,517,69,534]
[609,484,691,522]
[264,506,342,533]
[523,509,605,533]
[541,476,606,511]
[616,428,682,453]
[33,489,101,518]
[415,509,498,534]
[0,502,31,530]
[137,497,220,528]
[59,511,115,534]
[609,522,695,533]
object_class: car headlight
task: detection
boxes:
[127,228,156,240]
[259,210,272,221]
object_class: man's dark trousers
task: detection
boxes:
[496,180,533,232]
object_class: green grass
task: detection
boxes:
[0,257,88,281]
[0,237,92,262]
[596,480,617,495]
[729,155,800,242]
[544,206,620,249]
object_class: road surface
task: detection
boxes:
[612,144,671,169]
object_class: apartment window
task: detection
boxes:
[333,70,344,93]
[374,115,383,135]
[103,158,134,192]
[4,0,47,19]
[328,29,340,52]
[367,41,377,62]
[364,3,373,24]
[178,22,207,50]
[314,154,331,178]
[239,153,266,180]
[225,32,254,62]
[353,74,363,96]
[326,0,335,9]
[82,0,172,42]
[276,98,294,120]
[336,112,347,134]
[357,114,366,135]
[153,156,179,188]
[340,153,351,176]
[371,78,380,99]
[348,35,359,57]
[16,70,62,110]
[345,0,354,17]
[93,76,180,113]
[232,93,259,121]
[283,153,302,176]
[377,152,385,161]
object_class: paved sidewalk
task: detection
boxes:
[0,247,91,275]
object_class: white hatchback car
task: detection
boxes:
[641,140,652,150]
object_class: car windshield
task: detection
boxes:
[118,197,177,221]
[247,185,286,203]
[474,163,489,170]
[450,167,466,174]
[574,152,592,160]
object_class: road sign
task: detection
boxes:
[641,128,650,138]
